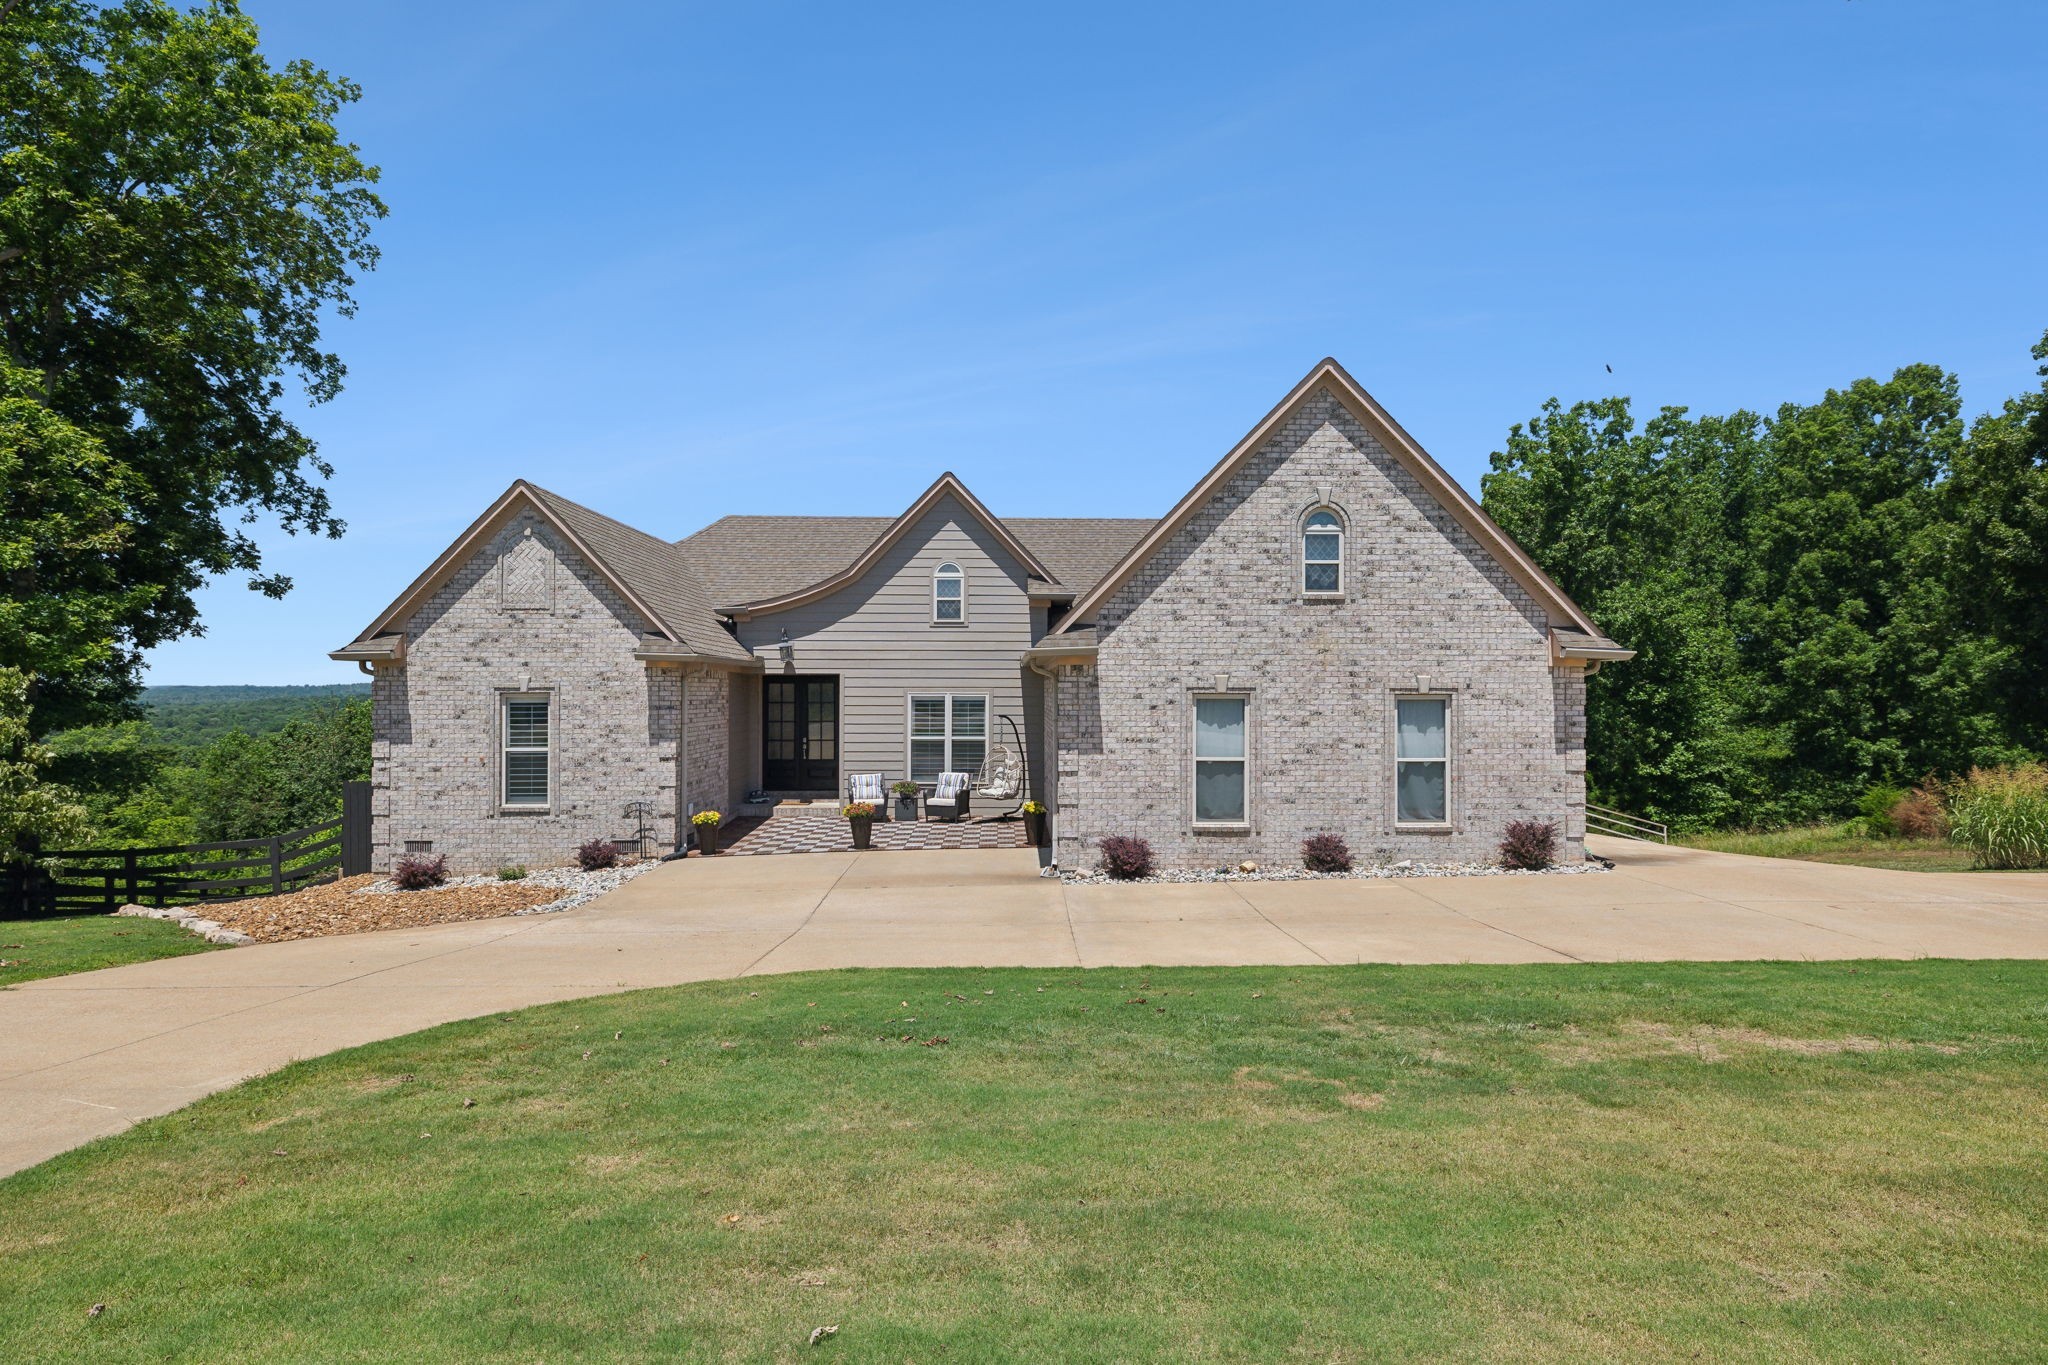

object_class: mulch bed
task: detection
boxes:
[201,874,569,943]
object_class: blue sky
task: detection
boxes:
[143,0,2048,684]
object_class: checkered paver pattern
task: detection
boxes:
[718,811,1028,856]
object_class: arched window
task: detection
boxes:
[933,561,965,622]
[1302,509,1343,595]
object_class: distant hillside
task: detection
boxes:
[144,683,371,748]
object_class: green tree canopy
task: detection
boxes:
[1484,334,2047,830]
[0,0,384,733]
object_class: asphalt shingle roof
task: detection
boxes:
[674,515,1157,610]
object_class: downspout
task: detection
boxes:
[1026,657,1060,870]
[678,668,690,854]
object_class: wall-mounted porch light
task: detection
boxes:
[777,629,794,669]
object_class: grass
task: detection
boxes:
[1674,822,1987,872]
[3,961,2046,1362]
[0,913,220,985]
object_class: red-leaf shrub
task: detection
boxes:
[1097,835,1154,880]
[1499,819,1559,871]
[1890,787,1948,840]
[1301,832,1352,873]
[577,838,620,871]
[392,853,448,890]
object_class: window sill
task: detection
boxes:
[929,620,968,627]
[1192,823,1252,835]
[498,804,554,816]
[1394,822,1453,835]
[1300,593,1346,604]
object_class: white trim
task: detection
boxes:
[932,560,967,625]
[905,692,990,784]
[1393,693,1451,829]
[500,690,554,811]
[1301,506,1344,598]
[1190,692,1251,829]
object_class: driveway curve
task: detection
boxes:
[4,837,2046,1177]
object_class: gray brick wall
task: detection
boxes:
[372,511,713,872]
[1054,390,1588,871]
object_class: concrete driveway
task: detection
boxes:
[4,836,2047,1177]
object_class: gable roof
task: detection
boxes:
[1055,357,1606,639]
[692,472,1063,618]
[330,481,753,665]
[676,513,1157,610]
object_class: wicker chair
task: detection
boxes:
[926,771,972,822]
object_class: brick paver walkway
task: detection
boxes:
[718,811,1029,855]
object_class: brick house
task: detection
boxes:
[331,359,1629,872]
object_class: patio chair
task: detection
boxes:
[846,772,886,813]
[927,771,972,822]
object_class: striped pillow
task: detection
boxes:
[848,773,885,803]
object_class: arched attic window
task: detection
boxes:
[933,561,965,622]
[1302,509,1344,596]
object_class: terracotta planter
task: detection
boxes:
[696,824,719,856]
[1022,810,1048,847]
[849,817,873,850]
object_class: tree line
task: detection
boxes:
[1481,334,2047,830]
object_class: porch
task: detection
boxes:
[715,802,1030,856]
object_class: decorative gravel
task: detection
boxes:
[1058,859,1611,884]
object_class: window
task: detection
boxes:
[1303,508,1343,595]
[1193,695,1248,825]
[933,561,965,622]
[1395,697,1447,824]
[908,694,986,782]
[502,694,550,806]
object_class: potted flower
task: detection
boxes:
[843,800,876,849]
[1021,799,1049,847]
[691,809,723,856]
[890,780,921,823]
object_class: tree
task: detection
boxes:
[0,666,91,863]
[0,0,384,733]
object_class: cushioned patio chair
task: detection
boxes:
[927,771,972,822]
[846,772,886,814]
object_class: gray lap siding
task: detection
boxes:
[1053,391,1586,871]
[731,494,1042,800]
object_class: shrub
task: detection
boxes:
[1948,764,2048,870]
[576,838,619,871]
[1857,783,1908,838]
[1499,819,1559,871]
[392,853,447,890]
[1097,835,1154,880]
[1301,832,1352,873]
[496,864,527,881]
[1890,786,1948,841]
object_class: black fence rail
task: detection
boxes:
[2,815,352,920]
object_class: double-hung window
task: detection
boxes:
[503,694,551,807]
[933,562,965,622]
[908,694,986,782]
[1193,695,1248,825]
[1395,697,1448,824]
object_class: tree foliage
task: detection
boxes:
[1484,336,2048,829]
[0,665,91,862]
[0,0,384,733]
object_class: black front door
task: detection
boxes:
[763,676,839,792]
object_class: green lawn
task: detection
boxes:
[1675,822,1986,872]
[0,913,220,985]
[3,962,2045,1362]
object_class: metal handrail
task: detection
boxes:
[1586,802,1669,843]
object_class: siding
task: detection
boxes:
[732,493,1043,798]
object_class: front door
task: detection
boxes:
[763,676,839,792]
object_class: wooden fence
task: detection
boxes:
[2,782,373,920]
